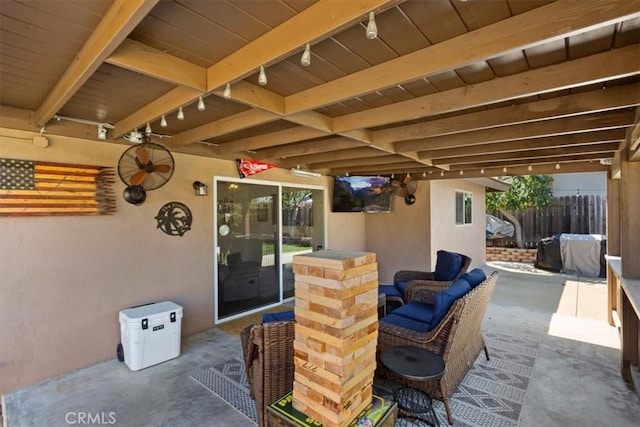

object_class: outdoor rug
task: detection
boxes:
[191,330,540,427]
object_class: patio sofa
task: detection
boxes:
[376,268,499,425]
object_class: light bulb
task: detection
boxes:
[197,96,205,111]
[223,83,231,100]
[301,44,311,67]
[258,65,267,86]
[528,165,533,171]
[160,115,167,128]
[555,163,560,170]
[480,168,485,174]
[145,122,151,134]
[503,167,508,173]
[459,170,463,175]
[422,172,426,178]
[177,107,184,120]
[346,171,350,177]
[366,12,377,39]
[440,171,444,177]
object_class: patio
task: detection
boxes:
[4,262,640,427]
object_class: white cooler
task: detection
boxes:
[118,301,183,371]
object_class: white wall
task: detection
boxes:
[552,172,607,196]
[428,179,487,270]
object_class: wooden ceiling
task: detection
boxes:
[1,0,639,180]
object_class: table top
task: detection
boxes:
[380,346,445,381]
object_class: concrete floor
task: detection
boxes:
[3,262,640,426]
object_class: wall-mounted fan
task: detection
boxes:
[117,135,175,205]
[391,174,418,205]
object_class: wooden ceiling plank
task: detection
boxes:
[328,161,426,175]
[214,80,285,114]
[113,86,201,138]
[35,0,159,126]
[335,44,640,132]
[105,38,206,90]
[435,142,621,165]
[374,83,640,144]
[279,147,389,168]
[213,126,328,155]
[311,154,411,169]
[167,109,281,148]
[205,0,402,92]
[397,109,635,152]
[286,0,640,114]
[427,162,610,180]
[253,137,365,160]
[420,129,627,160]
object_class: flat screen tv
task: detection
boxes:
[332,176,392,213]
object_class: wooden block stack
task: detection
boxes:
[291,249,379,427]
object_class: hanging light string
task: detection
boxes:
[301,43,311,66]
[223,83,231,99]
[258,65,267,85]
[366,11,378,39]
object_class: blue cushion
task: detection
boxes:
[430,279,471,328]
[262,310,295,323]
[380,313,432,333]
[434,250,463,281]
[461,268,486,288]
[379,284,403,299]
[394,280,410,295]
[392,302,435,324]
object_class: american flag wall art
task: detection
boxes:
[0,158,116,217]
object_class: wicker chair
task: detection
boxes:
[376,271,498,425]
[240,320,295,427]
[381,252,472,309]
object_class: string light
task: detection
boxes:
[177,107,184,120]
[440,171,444,177]
[422,172,426,178]
[366,12,378,39]
[301,44,311,66]
[459,170,464,175]
[503,166,508,173]
[555,163,561,170]
[145,122,151,134]
[528,165,533,172]
[197,96,205,111]
[258,66,267,86]
[480,168,485,174]
[223,83,231,100]
[160,115,167,128]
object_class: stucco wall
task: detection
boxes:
[364,184,431,283]
[428,179,487,270]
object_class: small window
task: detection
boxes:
[455,190,472,225]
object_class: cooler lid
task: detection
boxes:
[119,301,183,322]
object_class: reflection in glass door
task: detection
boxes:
[216,180,279,319]
[281,186,325,300]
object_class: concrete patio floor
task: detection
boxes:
[3,261,640,426]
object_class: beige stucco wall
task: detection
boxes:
[428,179,487,270]
[0,128,487,394]
[365,183,431,283]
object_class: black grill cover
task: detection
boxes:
[534,235,562,272]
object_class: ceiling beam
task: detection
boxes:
[279,147,389,168]
[373,83,640,144]
[105,38,206,90]
[286,0,640,115]
[397,110,635,152]
[252,137,365,160]
[328,162,432,176]
[435,142,620,166]
[310,154,412,170]
[35,0,158,126]
[214,127,328,155]
[334,45,640,132]
[419,129,627,160]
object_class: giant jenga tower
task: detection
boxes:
[291,249,379,427]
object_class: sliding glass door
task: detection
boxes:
[215,179,324,321]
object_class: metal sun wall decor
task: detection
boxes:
[155,201,192,236]
[0,158,116,217]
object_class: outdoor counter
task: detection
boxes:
[606,255,640,400]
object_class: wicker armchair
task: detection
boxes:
[382,252,472,308]
[377,270,498,425]
[240,320,295,427]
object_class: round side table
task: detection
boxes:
[380,346,445,427]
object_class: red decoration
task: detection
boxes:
[236,158,276,178]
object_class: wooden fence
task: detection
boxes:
[488,195,607,248]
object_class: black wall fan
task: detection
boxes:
[118,135,175,205]
[391,174,418,205]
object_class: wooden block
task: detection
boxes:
[293,250,376,270]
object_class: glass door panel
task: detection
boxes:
[216,180,279,319]
[281,186,325,299]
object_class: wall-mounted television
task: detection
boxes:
[332,176,392,213]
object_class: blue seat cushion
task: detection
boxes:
[460,268,486,288]
[394,280,410,295]
[392,302,435,325]
[430,278,472,328]
[379,284,403,299]
[262,310,295,323]
[434,250,463,281]
[380,313,432,333]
